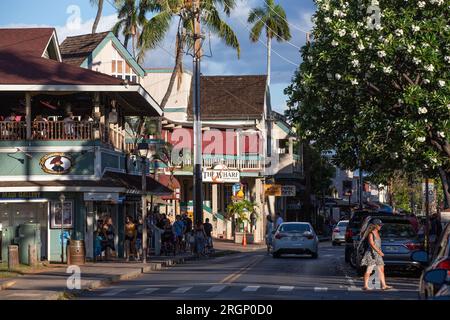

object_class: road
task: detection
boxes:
[77,242,420,300]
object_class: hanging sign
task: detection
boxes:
[40,153,73,174]
[202,164,240,183]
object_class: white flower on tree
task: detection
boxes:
[445,56,450,63]
[418,107,428,114]
[331,40,339,47]
[383,66,393,74]
[394,29,404,36]
[412,57,421,65]
[335,73,342,80]
[358,43,365,51]
[425,64,435,72]
[438,80,446,87]
[417,136,426,142]
[351,30,359,38]
[324,17,332,24]
[438,131,446,138]
[418,1,426,8]
[411,25,420,32]
[338,29,346,37]
[377,50,386,58]
[423,79,430,84]
[351,79,359,85]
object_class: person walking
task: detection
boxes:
[204,218,213,252]
[194,222,207,258]
[361,219,393,291]
[135,216,143,261]
[274,212,284,230]
[173,215,185,254]
[102,217,116,261]
[265,215,274,253]
[124,216,136,261]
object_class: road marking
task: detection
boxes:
[242,285,260,292]
[348,287,362,292]
[220,255,264,284]
[100,288,126,296]
[171,287,192,294]
[206,285,227,293]
[136,288,159,295]
[314,287,328,292]
[278,286,294,292]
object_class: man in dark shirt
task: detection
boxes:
[204,218,213,249]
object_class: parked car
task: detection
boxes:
[272,222,319,259]
[353,215,423,275]
[332,220,348,246]
[412,222,450,300]
[344,210,391,267]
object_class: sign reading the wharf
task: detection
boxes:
[40,153,73,175]
[202,164,240,183]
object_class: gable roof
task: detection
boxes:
[0,28,58,59]
[60,31,145,77]
[60,31,110,66]
[187,75,267,120]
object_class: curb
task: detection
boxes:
[0,280,16,291]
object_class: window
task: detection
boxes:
[224,185,233,209]
[111,49,138,82]
[279,224,311,233]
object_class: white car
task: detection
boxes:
[332,220,349,246]
[272,222,319,259]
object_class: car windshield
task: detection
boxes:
[380,223,416,238]
[337,221,348,228]
[279,224,311,233]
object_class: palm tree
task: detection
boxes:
[90,0,105,34]
[137,0,241,110]
[112,0,140,58]
[248,0,291,87]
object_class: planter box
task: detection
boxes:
[234,232,254,244]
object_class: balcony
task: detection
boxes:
[179,154,262,171]
[0,120,128,151]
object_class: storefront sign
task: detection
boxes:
[0,192,41,199]
[84,192,119,202]
[264,184,282,196]
[202,168,240,183]
[281,185,296,197]
[40,153,73,174]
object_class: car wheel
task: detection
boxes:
[311,252,318,259]
[349,250,357,269]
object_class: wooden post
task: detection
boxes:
[8,245,19,271]
[25,93,32,140]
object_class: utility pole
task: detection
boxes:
[142,155,147,263]
[192,0,203,225]
[425,178,430,255]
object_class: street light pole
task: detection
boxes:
[425,178,430,255]
[59,193,65,264]
[192,0,203,225]
[142,155,147,263]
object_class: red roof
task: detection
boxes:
[0,49,125,86]
[0,28,55,57]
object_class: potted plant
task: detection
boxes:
[226,200,256,244]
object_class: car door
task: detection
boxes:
[426,225,450,297]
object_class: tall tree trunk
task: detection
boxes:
[92,0,104,34]
[266,34,271,88]
[302,142,313,223]
[159,31,184,110]
[124,36,129,51]
[438,167,450,209]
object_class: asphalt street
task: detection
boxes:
[77,242,420,300]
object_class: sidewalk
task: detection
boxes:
[213,238,266,252]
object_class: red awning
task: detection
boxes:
[156,174,181,200]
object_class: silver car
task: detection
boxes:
[272,222,319,259]
[332,220,349,246]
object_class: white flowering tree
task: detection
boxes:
[285,0,450,203]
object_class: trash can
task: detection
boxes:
[18,223,41,265]
[68,240,86,265]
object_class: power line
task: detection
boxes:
[265,1,311,34]
[258,18,302,50]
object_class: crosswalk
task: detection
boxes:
[94,283,410,297]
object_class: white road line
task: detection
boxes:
[136,288,159,295]
[242,285,260,292]
[171,287,192,294]
[348,287,362,292]
[100,288,127,296]
[206,285,227,293]
[278,286,294,292]
[314,287,328,292]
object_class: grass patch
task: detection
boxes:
[0,262,48,275]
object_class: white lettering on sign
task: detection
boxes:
[281,186,296,197]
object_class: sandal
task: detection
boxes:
[382,285,393,290]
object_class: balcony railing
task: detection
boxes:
[181,154,262,171]
[0,121,95,140]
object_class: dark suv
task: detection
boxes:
[344,210,393,268]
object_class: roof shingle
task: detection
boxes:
[187,75,267,120]
[0,28,55,57]
[60,32,110,66]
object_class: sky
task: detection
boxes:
[0,0,316,113]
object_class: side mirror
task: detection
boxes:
[411,250,429,264]
[424,269,448,285]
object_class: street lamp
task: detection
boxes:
[137,142,149,263]
[59,193,66,264]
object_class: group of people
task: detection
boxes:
[94,217,117,261]
[158,214,214,257]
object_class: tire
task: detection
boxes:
[349,249,358,269]
[311,252,318,259]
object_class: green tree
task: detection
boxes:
[137,0,240,109]
[285,0,450,204]
[90,0,104,34]
[112,0,140,58]
[248,0,291,87]
[226,200,255,232]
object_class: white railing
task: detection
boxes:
[0,121,95,140]
[182,155,262,170]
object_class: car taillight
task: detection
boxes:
[405,243,422,251]
[436,259,450,275]
[345,229,353,241]
[275,233,287,239]
[333,228,340,233]
[306,234,314,240]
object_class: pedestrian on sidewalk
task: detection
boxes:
[102,217,116,261]
[194,222,207,258]
[161,220,175,256]
[361,219,393,291]
[173,215,185,254]
[265,215,274,253]
[274,213,284,230]
[135,216,143,261]
[94,220,104,261]
[124,216,137,261]
[204,218,214,252]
